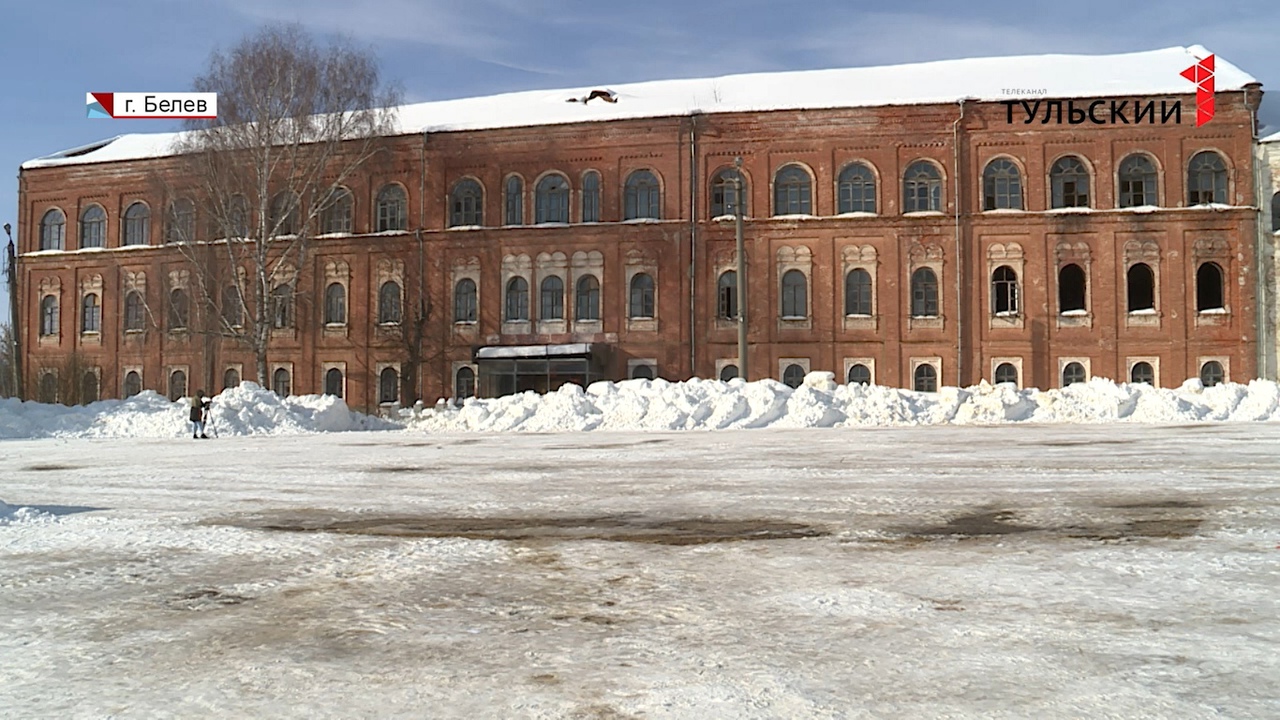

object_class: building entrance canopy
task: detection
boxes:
[475,343,611,397]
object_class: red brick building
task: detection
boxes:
[14,47,1268,412]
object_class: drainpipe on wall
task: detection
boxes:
[953,99,967,387]
[419,132,428,403]
[688,112,700,379]
[1246,92,1271,380]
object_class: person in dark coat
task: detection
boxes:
[189,390,211,439]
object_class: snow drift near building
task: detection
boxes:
[0,382,395,440]
[402,373,1280,432]
[2,374,1280,439]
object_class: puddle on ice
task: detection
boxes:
[226,512,828,546]
[892,502,1206,542]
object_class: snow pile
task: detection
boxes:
[0,501,55,525]
[0,382,395,440]
[401,373,1280,433]
[3,375,1280,440]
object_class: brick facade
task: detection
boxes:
[16,88,1266,412]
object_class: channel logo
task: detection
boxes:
[87,92,217,119]
[1179,54,1215,126]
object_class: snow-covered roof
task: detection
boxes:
[1261,130,1280,144]
[22,45,1257,170]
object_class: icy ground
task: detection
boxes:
[2,424,1278,718]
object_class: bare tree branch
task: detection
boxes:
[168,24,401,386]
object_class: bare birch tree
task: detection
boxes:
[171,24,400,385]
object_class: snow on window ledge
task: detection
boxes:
[1059,309,1089,317]
[1198,307,1229,315]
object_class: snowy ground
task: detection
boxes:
[2,423,1278,718]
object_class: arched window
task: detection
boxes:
[375,185,407,232]
[39,295,58,336]
[124,291,145,331]
[847,364,871,385]
[379,367,399,404]
[40,209,65,250]
[581,171,601,223]
[270,284,293,328]
[837,163,876,214]
[1118,155,1158,207]
[324,282,346,325]
[535,174,570,224]
[711,168,747,218]
[903,161,942,212]
[576,275,600,321]
[1062,362,1086,386]
[1059,264,1087,313]
[911,268,939,317]
[717,270,738,319]
[39,373,57,404]
[168,370,187,402]
[272,367,291,397]
[81,293,101,333]
[631,364,654,380]
[227,195,249,237]
[455,366,476,399]
[323,368,343,397]
[773,164,812,216]
[982,158,1023,210]
[80,205,106,249]
[719,364,739,381]
[450,179,483,227]
[780,269,807,318]
[1050,156,1091,209]
[844,269,872,316]
[1273,192,1280,233]
[1127,263,1155,312]
[123,202,150,245]
[123,371,142,398]
[1130,362,1154,385]
[782,363,805,389]
[322,188,353,234]
[269,192,298,235]
[624,170,661,220]
[994,362,1018,385]
[454,278,478,323]
[540,275,564,320]
[222,286,243,328]
[914,364,938,392]
[1200,361,1225,387]
[82,372,99,404]
[504,176,524,225]
[629,273,655,319]
[991,266,1019,315]
[223,368,241,391]
[168,289,189,331]
[378,281,402,324]
[505,277,529,321]
[1187,151,1227,205]
[166,198,195,243]
[1196,262,1224,311]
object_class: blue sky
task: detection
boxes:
[3,0,1278,320]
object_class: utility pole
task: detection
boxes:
[3,222,19,398]
[733,157,748,380]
